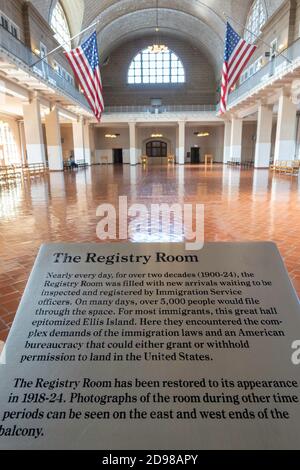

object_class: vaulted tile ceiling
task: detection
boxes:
[30,0,285,73]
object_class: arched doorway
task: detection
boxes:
[146,141,168,165]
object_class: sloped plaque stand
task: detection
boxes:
[0,242,299,450]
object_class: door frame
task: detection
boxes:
[113,148,123,164]
[191,147,201,164]
[146,140,168,159]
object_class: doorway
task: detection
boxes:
[146,141,167,165]
[191,147,200,164]
[113,149,123,164]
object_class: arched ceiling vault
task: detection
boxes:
[29,0,286,78]
[96,8,224,74]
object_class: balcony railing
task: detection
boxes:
[104,104,217,114]
[227,37,300,107]
[0,25,89,109]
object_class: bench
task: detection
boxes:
[0,165,22,187]
[63,161,75,171]
[76,160,89,168]
[241,160,254,169]
[22,163,48,177]
[227,159,240,166]
[271,160,300,175]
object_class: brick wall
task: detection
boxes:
[240,0,299,82]
[102,35,217,107]
[1,0,25,42]
[22,2,73,76]
[294,0,300,40]
[1,1,75,81]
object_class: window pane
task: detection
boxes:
[51,3,71,51]
[128,48,185,84]
[245,0,266,44]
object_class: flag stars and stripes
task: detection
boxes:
[220,23,257,114]
[64,31,104,121]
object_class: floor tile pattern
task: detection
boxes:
[0,164,299,341]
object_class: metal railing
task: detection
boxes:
[104,104,217,114]
[0,25,89,109]
[227,37,300,107]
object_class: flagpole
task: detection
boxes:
[30,19,101,68]
[223,12,292,64]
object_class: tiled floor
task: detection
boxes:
[0,164,299,341]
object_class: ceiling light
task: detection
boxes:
[105,134,120,139]
[148,44,169,53]
[148,0,169,54]
[194,132,210,137]
[151,133,163,138]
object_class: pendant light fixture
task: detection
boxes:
[148,0,169,54]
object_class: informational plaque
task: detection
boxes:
[0,242,300,450]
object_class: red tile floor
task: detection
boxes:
[0,164,299,342]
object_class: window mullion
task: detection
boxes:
[128,48,184,85]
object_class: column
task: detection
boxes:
[83,121,92,165]
[23,98,45,164]
[274,91,297,162]
[177,121,185,165]
[254,105,273,168]
[89,125,96,165]
[72,119,92,165]
[129,122,137,165]
[223,120,232,164]
[229,118,243,162]
[45,107,63,171]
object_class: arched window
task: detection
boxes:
[0,121,19,165]
[244,0,266,44]
[128,48,185,85]
[51,2,71,51]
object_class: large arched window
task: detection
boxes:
[244,0,266,44]
[128,48,185,85]
[0,121,19,165]
[51,2,71,51]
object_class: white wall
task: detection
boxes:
[185,125,224,162]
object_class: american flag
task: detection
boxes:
[64,31,104,121]
[220,23,257,114]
